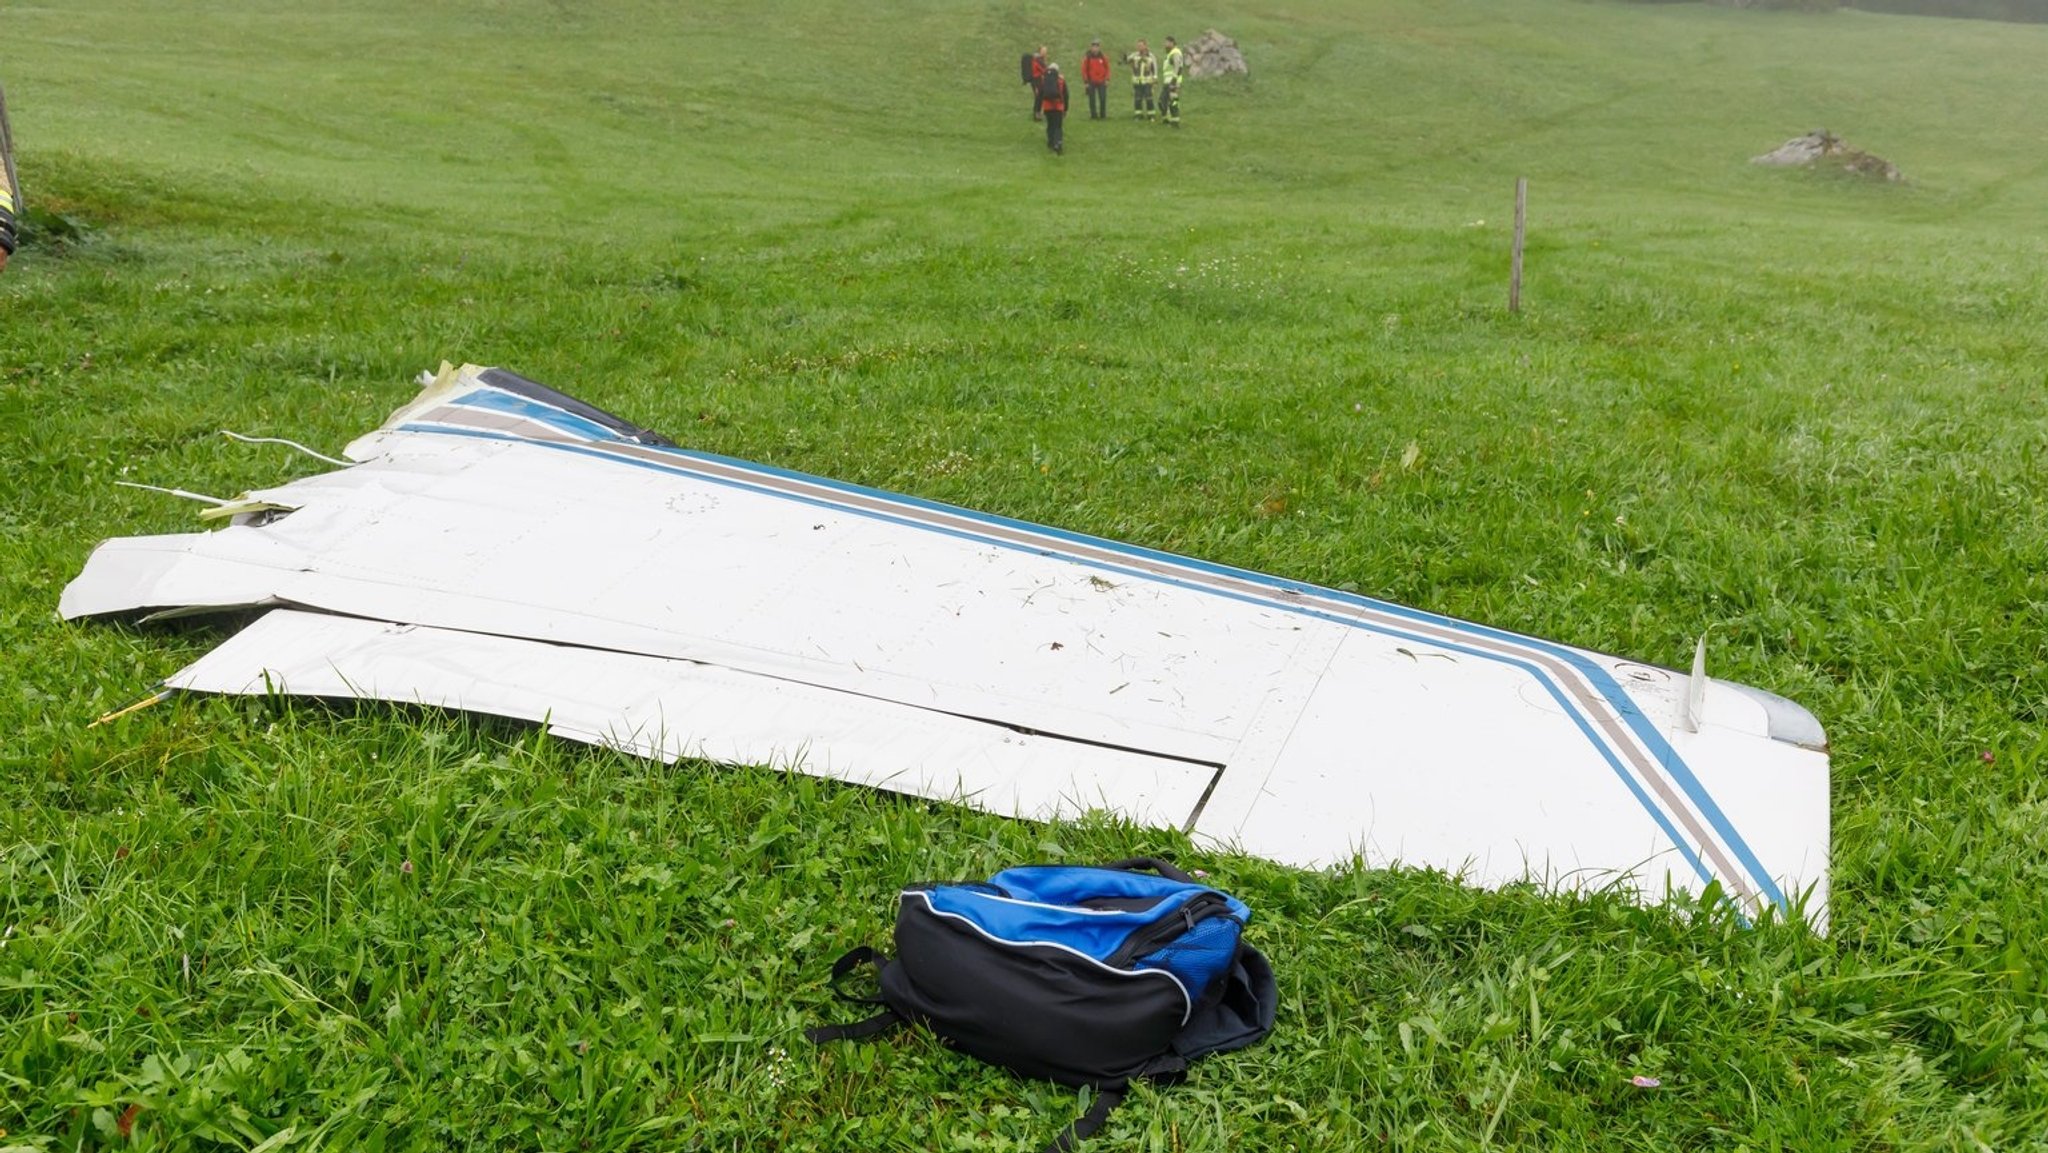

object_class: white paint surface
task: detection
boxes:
[64,364,1831,924]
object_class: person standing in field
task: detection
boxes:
[1082,39,1111,120]
[0,183,16,274]
[0,84,14,274]
[1159,36,1186,127]
[1022,45,1049,121]
[1037,63,1069,155]
[1126,40,1158,121]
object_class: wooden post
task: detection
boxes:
[1509,177,1527,314]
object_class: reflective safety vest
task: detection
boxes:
[0,183,16,256]
[1162,46,1186,85]
[1127,52,1157,84]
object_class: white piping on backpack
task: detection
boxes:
[900,890,1193,1026]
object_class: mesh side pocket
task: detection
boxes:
[1134,915,1242,1001]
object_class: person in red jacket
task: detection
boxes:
[1036,63,1069,155]
[1081,40,1112,121]
[1022,45,1049,121]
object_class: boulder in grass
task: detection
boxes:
[1752,130,1901,182]
[1185,28,1247,79]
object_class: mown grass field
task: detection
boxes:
[4,0,2048,1148]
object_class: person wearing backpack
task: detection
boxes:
[1081,40,1112,121]
[1022,45,1049,121]
[1037,63,1069,155]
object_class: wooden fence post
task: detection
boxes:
[1509,177,1527,314]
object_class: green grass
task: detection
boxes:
[5,0,2048,1148]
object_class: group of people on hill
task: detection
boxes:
[1021,36,1187,156]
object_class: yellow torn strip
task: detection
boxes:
[91,688,174,728]
[197,499,297,523]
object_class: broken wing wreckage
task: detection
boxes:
[63,366,1831,923]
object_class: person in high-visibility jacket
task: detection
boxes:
[1081,40,1112,121]
[0,182,17,274]
[1036,63,1069,155]
[1125,40,1158,122]
[1159,36,1186,127]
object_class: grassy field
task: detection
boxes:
[5,0,2048,1148]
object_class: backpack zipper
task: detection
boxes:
[908,881,1013,899]
[1106,891,1234,968]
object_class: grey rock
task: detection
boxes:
[1185,28,1247,79]
[1752,130,1901,182]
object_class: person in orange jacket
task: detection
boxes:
[1081,40,1112,120]
[1036,63,1069,155]
[1021,45,1049,121]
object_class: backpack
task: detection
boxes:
[1038,71,1066,109]
[807,857,1277,1152]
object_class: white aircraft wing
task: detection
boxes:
[62,364,1830,924]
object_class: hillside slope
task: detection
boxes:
[4,1,2047,1149]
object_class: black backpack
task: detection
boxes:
[808,858,1277,1151]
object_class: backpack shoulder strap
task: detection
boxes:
[805,946,905,1044]
[805,1009,902,1044]
[1043,1085,1126,1153]
[822,945,891,1002]
[1099,856,1197,883]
